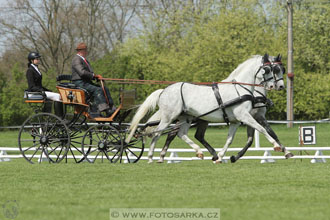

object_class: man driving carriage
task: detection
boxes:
[71,42,115,117]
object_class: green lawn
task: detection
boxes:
[0,124,329,220]
[0,160,330,220]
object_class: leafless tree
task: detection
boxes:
[0,0,77,74]
[0,0,140,75]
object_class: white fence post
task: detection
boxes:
[255,130,260,148]
[167,152,181,164]
[260,150,275,163]
[0,150,10,162]
[311,150,326,163]
[38,151,49,163]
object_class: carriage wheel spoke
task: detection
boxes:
[104,151,112,162]
[126,148,138,158]
[23,143,39,152]
[92,151,101,163]
[48,144,60,157]
[29,146,42,161]
[87,147,98,154]
[39,148,44,162]
[112,149,121,163]
[109,133,121,142]
[124,150,130,163]
[56,147,64,162]
[95,131,102,142]
[69,147,78,163]
[70,143,83,154]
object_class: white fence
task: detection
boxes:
[1,146,329,163]
[1,119,329,163]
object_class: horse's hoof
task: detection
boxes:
[157,160,164,163]
[273,146,282,152]
[148,160,153,164]
[213,160,222,164]
[212,156,219,161]
[196,153,204,159]
[285,152,294,159]
[230,156,237,163]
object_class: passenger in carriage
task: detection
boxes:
[71,42,115,117]
[26,52,63,116]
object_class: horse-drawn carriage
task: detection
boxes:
[18,54,292,164]
[19,75,144,164]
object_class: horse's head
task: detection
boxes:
[271,54,285,90]
[255,54,276,90]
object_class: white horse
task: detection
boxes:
[126,54,281,163]
[143,54,293,163]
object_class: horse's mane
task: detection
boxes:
[223,55,262,82]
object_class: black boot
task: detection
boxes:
[54,101,64,118]
[42,101,53,113]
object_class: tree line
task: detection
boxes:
[0,0,329,126]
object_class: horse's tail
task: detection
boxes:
[125,89,163,143]
[143,110,161,135]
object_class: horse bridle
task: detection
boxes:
[271,61,285,84]
[256,61,285,86]
[255,62,274,86]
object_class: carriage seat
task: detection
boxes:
[56,74,77,88]
[24,91,46,103]
[56,74,90,107]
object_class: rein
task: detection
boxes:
[100,77,264,87]
[100,79,110,105]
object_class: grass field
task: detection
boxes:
[0,124,330,220]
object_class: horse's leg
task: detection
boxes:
[194,121,218,161]
[177,121,204,159]
[148,120,172,163]
[230,125,254,163]
[157,129,177,163]
[255,115,294,158]
[237,113,282,150]
[216,123,240,163]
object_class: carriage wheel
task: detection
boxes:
[18,113,70,164]
[121,132,144,163]
[82,124,123,163]
[65,113,89,163]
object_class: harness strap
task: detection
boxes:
[253,90,274,108]
[212,84,230,125]
[221,94,255,108]
[196,92,255,120]
[255,96,267,105]
[180,82,187,112]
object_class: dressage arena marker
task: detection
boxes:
[299,126,316,145]
[298,125,324,163]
